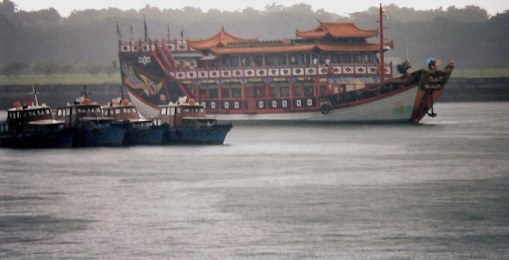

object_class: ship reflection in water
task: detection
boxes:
[0,102,508,258]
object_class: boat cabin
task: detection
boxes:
[102,99,140,121]
[158,97,216,128]
[56,98,113,126]
[3,102,55,133]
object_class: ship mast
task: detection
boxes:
[379,3,385,83]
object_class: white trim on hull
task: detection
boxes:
[128,92,159,118]
[130,86,418,123]
[214,87,418,122]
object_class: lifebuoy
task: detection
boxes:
[320,104,331,115]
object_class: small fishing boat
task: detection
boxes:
[0,90,74,148]
[102,88,165,146]
[55,87,126,147]
[156,96,233,144]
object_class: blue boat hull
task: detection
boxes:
[0,127,75,149]
[74,124,126,147]
[163,123,233,145]
[124,125,165,146]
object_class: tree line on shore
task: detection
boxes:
[0,0,508,72]
[0,61,117,78]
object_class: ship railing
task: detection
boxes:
[169,63,392,80]
[119,40,195,53]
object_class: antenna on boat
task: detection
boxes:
[83,85,88,99]
[31,86,39,106]
[120,85,125,103]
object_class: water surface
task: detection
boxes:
[1,102,508,258]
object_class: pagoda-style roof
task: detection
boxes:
[296,21,378,40]
[188,27,259,50]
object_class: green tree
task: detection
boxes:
[0,62,30,77]
[33,63,59,77]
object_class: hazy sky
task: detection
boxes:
[12,0,509,17]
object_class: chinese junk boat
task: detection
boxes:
[118,6,453,123]
[0,93,74,148]
[55,92,126,147]
[156,96,233,145]
[102,96,165,146]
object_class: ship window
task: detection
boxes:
[209,88,218,99]
[305,86,315,97]
[253,55,263,66]
[222,87,230,99]
[265,55,275,66]
[354,54,363,63]
[294,80,315,98]
[367,53,376,63]
[229,56,240,67]
[276,55,286,66]
[199,82,219,100]
[320,83,327,96]
[246,82,265,98]
[57,109,62,116]
[331,54,340,63]
[289,54,298,65]
[270,81,290,98]
[341,54,352,63]
[232,87,241,98]
[222,82,241,99]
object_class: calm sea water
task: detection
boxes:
[1,102,508,259]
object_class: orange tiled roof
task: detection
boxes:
[296,21,378,39]
[209,43,383,55]
[188,27,258,50]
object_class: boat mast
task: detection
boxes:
[379,3,385,83]
[120,85,125,102]
[31,86,39,106]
